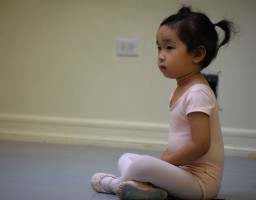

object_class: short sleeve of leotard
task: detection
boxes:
[184,88,215,116]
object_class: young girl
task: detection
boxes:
[91,6,236,200]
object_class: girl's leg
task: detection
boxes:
[118,153,143,175]
[95,153,142,193]
[111,154,203,200]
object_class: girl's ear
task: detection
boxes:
[191,46,206,63]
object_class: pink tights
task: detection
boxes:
[111,153,203,200]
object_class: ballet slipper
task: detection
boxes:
[90,173,117,194]
[116,180,168,200]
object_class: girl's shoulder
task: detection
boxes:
[186,84,215,99]
[169,84,215,110]
[184,84,217,107]
[183,84,217,115]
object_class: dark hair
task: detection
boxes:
[160,6,237,69]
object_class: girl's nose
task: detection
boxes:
[158,52,165,62]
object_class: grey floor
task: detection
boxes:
[0,141,255,200]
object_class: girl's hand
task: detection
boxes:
[160,149,172,162]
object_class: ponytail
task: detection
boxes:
[214,20,237,48]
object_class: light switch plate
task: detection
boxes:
[116,37,139,57]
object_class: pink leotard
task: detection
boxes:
[168,84,224,199]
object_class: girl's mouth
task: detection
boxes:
[159,65,167,70]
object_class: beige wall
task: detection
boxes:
[0,0,256,152]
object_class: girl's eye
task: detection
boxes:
[167,45,173,50]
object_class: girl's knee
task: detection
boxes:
[118,153,141,169]
[118,153,129,161]
[118,153,134,163]
[118,154,160,176]
[129,155,157,175]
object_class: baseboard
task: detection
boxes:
[0,114,256,156]
[0,114,168,150]
[221,128,256,158]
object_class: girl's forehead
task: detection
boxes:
[156,25,179,42]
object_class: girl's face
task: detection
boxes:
[156,25,200,80]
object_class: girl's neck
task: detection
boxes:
[176,70,207,89]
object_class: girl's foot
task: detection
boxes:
[116,181,168,200]
[91,173,117,194]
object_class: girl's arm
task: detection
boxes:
[160,112,211,166]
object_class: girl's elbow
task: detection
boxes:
[200,141,211,155]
